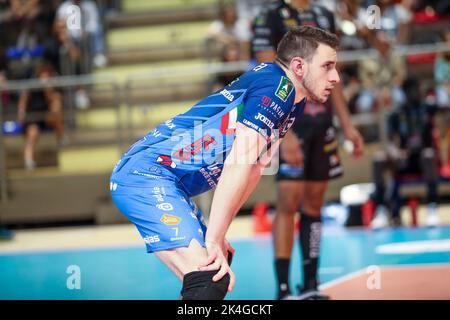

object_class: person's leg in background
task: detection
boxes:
[298,181,328,296]
[422,147,442,226]
[296,125,341,299]
[272,180,304,299]
[389,177,403,227]
[24,123,40,170]
[45,92,69,146]
[89,26,107,68]
[371,151,391,228]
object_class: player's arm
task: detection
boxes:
[232,136,283,214]
[17,91,30,123]
[331,82,364,158]
[200,123,267,291]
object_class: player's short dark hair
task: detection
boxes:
[277,26,339,65]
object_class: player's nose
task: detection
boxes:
[329,68,340,84]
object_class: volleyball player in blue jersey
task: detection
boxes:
[110,26,340,300]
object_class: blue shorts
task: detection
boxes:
[110,177,207,253]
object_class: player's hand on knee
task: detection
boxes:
[199,240,236,292]
[223,238,235,265]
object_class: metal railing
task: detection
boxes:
[0,74,121,202]
[1,41,449,203]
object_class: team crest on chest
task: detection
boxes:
[275,77,294,102]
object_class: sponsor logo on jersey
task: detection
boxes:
[132,170,163,179]
[173,134,217,161]
[157,155,177,168]
[152,129,161,138]
[261,96,272,107]
[323,140,339,153]
[329,154,340,166]
[143,235,160,244]
[283,18,298,28]
[165,119,176,129]
[149,166,162,174]
[199,162,222,188]
[157,203,174,211]
[279,8,290,19]
[152,187,166,203]
[254,15,266,26]
[220,89,235,102]
[279,116,296,137]
[275,77,294,102]
[255,113,275,129]
[325,127,336,142]
[242,119,260,131]
[190,211,198,220]
[264,101,285,119]
[242,119,269,139]
[160,213,181,225]
[329,166,343,177]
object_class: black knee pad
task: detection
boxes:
[181,271,230,300]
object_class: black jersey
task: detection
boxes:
[252,0,336,128]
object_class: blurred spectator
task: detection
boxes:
[370,77,441,228]
[434,29,450,108]
[17,62,68,170]
[43,17,90,110]
[56,0,107,69]
[211,41,243,91]
[410,0,450,15]
[2,1,46,79]
[341,65,363,114]
[0,69,9,108]
[373,0,413,44]
[44,17,82,75]
[206,1,251,60]
[357,31,407,112]
[335,0,371,50]
[235,0,275,22]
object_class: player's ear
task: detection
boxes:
[290,57,307,78]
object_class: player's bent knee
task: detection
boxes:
[181,271,230,300]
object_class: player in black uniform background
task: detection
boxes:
[252,0,364,300]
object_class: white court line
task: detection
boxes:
[376,239,450,254]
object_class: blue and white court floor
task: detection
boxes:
[1,214,449,300]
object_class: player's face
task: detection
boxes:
[302,43,340,103]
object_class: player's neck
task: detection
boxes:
[276,58,307,103]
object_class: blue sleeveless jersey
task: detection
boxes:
[111,62,306,196]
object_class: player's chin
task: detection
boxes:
[320,90,332,102]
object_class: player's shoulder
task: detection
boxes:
[247,63,288,84]
[245,63,295,103]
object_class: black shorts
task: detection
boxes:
[277,124,343,181]
[23,120,50,133]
